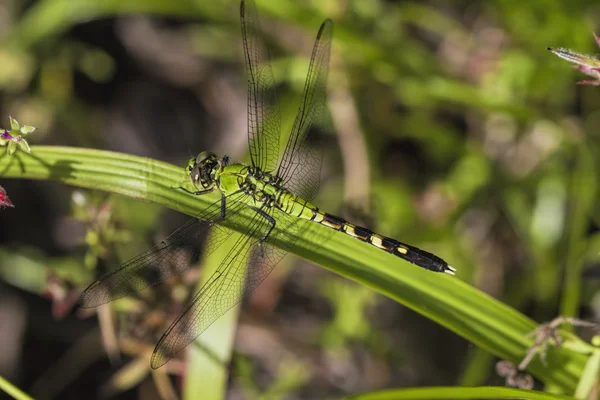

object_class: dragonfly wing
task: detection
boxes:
[150,207,297,369]
[79,191,247,308]
[241,0,281,172]
[276,20,333,201]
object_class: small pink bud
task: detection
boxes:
[0,185,14,208]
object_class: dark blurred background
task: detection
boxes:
[2,0,600,399]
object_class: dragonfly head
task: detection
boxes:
[188,151,221,190]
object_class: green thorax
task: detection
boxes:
[187,152,317,219]
[218,164,287,209]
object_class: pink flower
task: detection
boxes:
[0,185,14,208]
[0,117,34,156]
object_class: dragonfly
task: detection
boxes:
[80,0,455,370]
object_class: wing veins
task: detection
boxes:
[241,0,281,172]
[79,191,248,308]
[276,20,332,199]
[150,205,273,368]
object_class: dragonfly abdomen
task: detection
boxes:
[308,210,455,275]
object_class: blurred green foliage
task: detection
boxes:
[3,0,600,399]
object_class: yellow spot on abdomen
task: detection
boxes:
[396,246,408,255]
[370,235,384,248]
[343,224,356,236]
[313,212,324,223]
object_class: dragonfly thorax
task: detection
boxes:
[187,151,225,190]
[238,166,287,207]
[246,166,281,186]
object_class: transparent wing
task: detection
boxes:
[276,20,332,201]
[150,207,298,369]
[79,191,247,308]
[241,0,281,173]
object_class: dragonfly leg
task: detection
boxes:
[178,187,215,196]
[249,206,275,258]
[219,192,226,219]
[249,206,275,241]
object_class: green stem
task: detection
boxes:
[560,145,596,319]
[0,146,591,392]
[347,386,578,400]
[0,376,34,400]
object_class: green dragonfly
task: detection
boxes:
[80,0,455,369]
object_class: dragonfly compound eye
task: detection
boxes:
[190,165,202,184]
[196,151,217,165]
